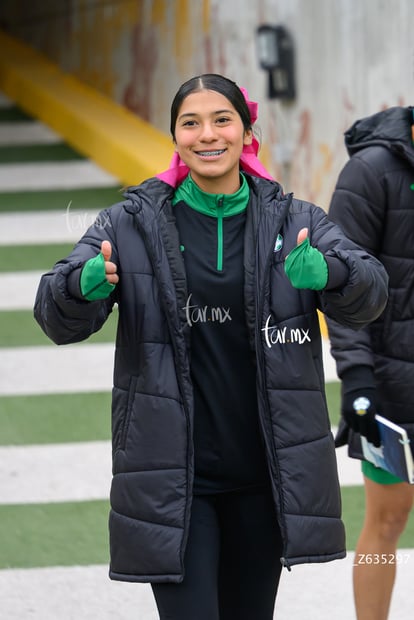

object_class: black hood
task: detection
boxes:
[344,106,414,166]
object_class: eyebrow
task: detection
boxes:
[178,109,236,121]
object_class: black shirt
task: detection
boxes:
[173,176,268,493]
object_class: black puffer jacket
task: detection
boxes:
[327,106,414,452]
[34,174,388,581]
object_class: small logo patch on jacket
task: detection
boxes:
[274,234,283,252]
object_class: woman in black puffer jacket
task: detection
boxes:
[34,74,388,620]
[327,105,414,620]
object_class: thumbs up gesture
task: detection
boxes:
[80,240,118,301]
[284,227,328,290]
[296,227,309,246]
[101,240,119,285]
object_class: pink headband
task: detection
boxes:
[156,86,274,187]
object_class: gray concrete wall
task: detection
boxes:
[0,0,412,208]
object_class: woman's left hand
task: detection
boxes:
[284,227,328,290]
[296,227,309,245]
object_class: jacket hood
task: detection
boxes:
[344,106,414,165]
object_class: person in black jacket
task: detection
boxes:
[34,74,388,620]
[326,106,414,620]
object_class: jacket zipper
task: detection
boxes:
[254,194,294,570]
[254,245,291,570]
[216,198,224,271]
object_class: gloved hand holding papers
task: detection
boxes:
[361,415,414,484]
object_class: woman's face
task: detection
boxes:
[174,89,252,194]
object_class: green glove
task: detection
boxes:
[80,252,116,301]
[284,237,328,290]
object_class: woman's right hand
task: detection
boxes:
[80,240,118,301]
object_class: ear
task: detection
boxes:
[243,129,253,146]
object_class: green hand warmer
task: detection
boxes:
[80,252,116,301]
[284,237,328,290]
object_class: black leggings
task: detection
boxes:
[151,489,283,620]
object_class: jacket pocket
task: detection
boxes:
[119,375,138,451]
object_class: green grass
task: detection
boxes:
[0,392,111,445]
[0,143,85,163]
[0,308,118,347]
[341,485,414,550]
[0,243,76,272]
[1,487,413,569]
[0,500,110,569]
[0,186,123,212]
[326,381,341,427]
[341,485,366,550]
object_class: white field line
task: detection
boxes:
[0,160,118,191]
[335,442,364,486]
[0,270,47,310]
[0,272,121,313]
[0,337,338,397]
[0,343,114,395]
[322,336,338,381]
[0,122,62,145]
[0,209,100,246]
[0,441,112,504]
[0,429,362,506]
[1,552,414,620]
[0,565,158,620]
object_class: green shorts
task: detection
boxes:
[361,460,404,484]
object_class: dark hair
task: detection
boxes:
[170,74,252,140]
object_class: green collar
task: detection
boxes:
[172,173,249,217]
